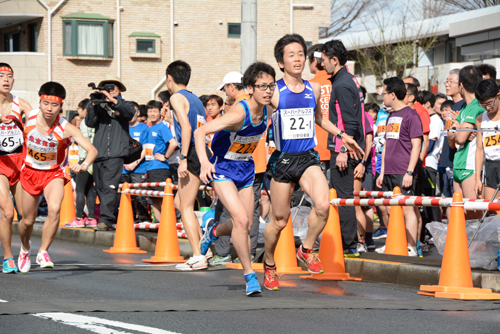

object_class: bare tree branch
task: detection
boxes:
[441,0,500,10]
[321,0,373,38]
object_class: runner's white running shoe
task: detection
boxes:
[36,251,54,268]
[175,256,208,271]
[18,242,31,273]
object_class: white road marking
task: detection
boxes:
[33,313,181,334]
[1,299,180,333]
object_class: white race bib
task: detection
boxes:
[224,134,261,161]
[144,143,155,161]
[281,108,314,140]
[386,117,403,140]
[0,123,23,152]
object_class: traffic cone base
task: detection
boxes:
[143,179,186,264]
[104,247,146,254]
[301,189,362,281]
[104,182,146,254]
[384,187,408,256]
[300,273,362,281]
[419,286,500,300]
[142,255,185,263]
[226,263,262,270]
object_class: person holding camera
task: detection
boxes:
[85,75,136,231]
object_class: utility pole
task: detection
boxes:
[241,0,257,74]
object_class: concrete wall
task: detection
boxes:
[1,52,46,103]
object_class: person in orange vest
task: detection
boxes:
[307,44,332,180]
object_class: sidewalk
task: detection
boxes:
[13,222,500,292]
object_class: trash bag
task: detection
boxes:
[427,216,500,270]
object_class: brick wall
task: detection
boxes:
[4,0,330,109]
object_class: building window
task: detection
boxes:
[62,14,114,57]
[136,39,155,53]
[28,23,38,52]
[4,31,21,52]
[228,23,241,38]
[306,41,313,49]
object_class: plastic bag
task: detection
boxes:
[427,216,500,270]
[257,206,312,244]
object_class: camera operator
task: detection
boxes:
[85,75,135,231]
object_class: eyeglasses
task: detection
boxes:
[253,83,276,91]
[479,97,497,109]
[445,80,458,85]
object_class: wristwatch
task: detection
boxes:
[180,154,187,160]
[406,170,413,176]
[360,160,366,166]
[336,130,345,140]
[340,145,348,153]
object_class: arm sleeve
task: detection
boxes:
[409,112,424,139]
[161,126,174,144]
[334,85,360,137]
[427,139,436,153]
[85,103,99,128]
[115,100,136,122]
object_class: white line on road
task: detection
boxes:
[33,313,181,334]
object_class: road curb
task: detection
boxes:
[13,223,500,292]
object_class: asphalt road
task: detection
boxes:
[1,236,499,334]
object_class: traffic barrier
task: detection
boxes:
[104,182,146,254]
[354,191,497,204]
[384,187,408,256]
[255,215,308,275]
[59,181,77,227]
[419,192,500,300]
[143,179,185,263]
[118,182,212,191]
[301,189,362,281]
[134,223,159,230]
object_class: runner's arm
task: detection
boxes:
[169,94,192,157]
[18,97,33,118]
[453,122,475,145]
[475,115,484,198]
[164,138,178,160]
[312,82,363,159]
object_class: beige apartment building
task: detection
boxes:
[0,0,329,110]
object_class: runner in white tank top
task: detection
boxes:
[17,82,98,273]
[0,63,33,274]
[474,79,500,201]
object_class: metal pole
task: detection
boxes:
[241,0,257,73]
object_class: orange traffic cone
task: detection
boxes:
[255,215,308,275]
[384,186,408,256]
[13,207,18,222]
[301,189,362,281]
[104,182,146,254]
[59,181,77,227]
[143,179,185,263]
[419,192,500,299]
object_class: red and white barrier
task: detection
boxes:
[332,197,500,211]
[121,189,165,198]
[119,182,213,191]
[354,191,394,198]
[134,223,159,230]
[353,191,498,203]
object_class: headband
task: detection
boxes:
[40,95,63,104]
[314,52,322,58]
[0,66,13,74]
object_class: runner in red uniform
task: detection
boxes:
[0,63,32,274]
[18,82,97,273]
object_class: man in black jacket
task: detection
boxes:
[321,40,366,257]
[85,76,135,231]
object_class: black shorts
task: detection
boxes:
[484,160,500,189]
[382,174,417,196]
[146,168,171,191]
[362,172,373,191]
[266,149,321,184]
[186,144,211,177]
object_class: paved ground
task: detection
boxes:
[1,236,500,333]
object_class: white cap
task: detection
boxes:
[217,71,243,91]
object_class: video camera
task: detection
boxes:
[88,82,115,104]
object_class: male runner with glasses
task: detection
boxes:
[263,34,363,291]
[196,62,275,295]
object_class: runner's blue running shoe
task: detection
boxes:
[3,258,18,274]
[200,223,218,255]
[373,228,388,239]
[244,272,262,296]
